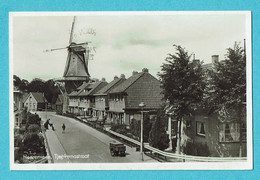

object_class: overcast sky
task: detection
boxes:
[12,12,248,82]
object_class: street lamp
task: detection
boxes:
[139,102,146,161]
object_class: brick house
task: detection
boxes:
[107,68,163,125]
[23,92,47,112]
[93,74,126,123]
[68,79,108,116]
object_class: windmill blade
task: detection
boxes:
[43,47,67,53]
[69,16,76,44]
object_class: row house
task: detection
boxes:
[93,74,126,123]
[68,79,107,116]
[107,68,164,125]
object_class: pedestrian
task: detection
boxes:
[50,123,55,131]
[62,123,66,133]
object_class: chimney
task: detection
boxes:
[142,68,149,73]
[132,71,138,76]
[212,55,219,64]
[114,76,119,80]
[101,78,106,82]
[120,74,126,79]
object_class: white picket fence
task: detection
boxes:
[106,129,247,162]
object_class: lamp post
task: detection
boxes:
[139,102,146,161]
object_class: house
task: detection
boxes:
[13,87,26,128]
[93,74,126,123]
[107,68,163,125]
[184,55,247,157]
[185,107,246,157]
[68,79,108,116]
[54,94,64,112]
[23,92,47,112]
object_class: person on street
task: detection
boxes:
[50,123,55,131]
[62,123,66,133]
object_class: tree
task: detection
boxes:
[158,45,206,153]
[208,42,246,156]
[148,109,169,150]
[129,114,152,142]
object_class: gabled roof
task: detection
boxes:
[78,81,108,97]
[69,82,92,97]
[94,78,126,96]
[24,92,47,103]
[109,72,144,94]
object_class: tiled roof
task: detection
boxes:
[109,72,144,94]
[69,82,92,97]
[78,81,108,97]
[122,72,163,109]
[29,92,47,103]
[94,78,126,95]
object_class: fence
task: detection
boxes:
[106,129,247,162]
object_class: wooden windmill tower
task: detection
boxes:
[44,16,91,113]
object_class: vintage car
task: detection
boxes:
[109,141,126,157]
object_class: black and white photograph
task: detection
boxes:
[10,11,252,170]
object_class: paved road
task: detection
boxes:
[37,111,157,163]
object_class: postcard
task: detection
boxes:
[10,11,252,170]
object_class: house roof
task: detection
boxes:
[109,71,163,109]
[109,72,144,94]
[77,81,108,97]
[24,92,47,103]
[69,82,92,97]
[94,78,126,96]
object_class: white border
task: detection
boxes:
[9,11,253,170]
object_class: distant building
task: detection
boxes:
[108,68,163,125]
[54,94,64,112]
[23,92,47,112]
[93,74,126,123]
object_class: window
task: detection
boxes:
[219,122,240,142]
[196,121,206,136]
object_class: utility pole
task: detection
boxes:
[139,102,146,161]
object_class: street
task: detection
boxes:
[37,111,157,163]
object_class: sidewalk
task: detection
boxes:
[45,129,70,163]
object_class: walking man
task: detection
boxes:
[62,123,66,133]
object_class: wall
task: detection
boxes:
[188,111,247,157]
[24,94,38,111]
[108,95,125,113]
[95,95,106,110]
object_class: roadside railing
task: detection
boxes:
[106,129,247,162]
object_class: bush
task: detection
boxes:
[182,140,210,156]
[110,123,128,134]
[148,110,169,151]
[27,124,41,134]
[26,113,41,129]
[23,133,46,156]
[129,114,152,142]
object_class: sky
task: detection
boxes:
[12,12,248,82]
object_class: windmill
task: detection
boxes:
[44,16,92,113]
